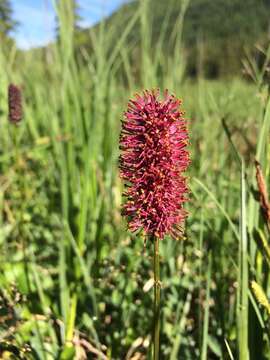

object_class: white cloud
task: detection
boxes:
[12,0,128,49]
[12,0,55,49]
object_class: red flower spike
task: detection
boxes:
[119,89,190,240]
[8,84,23,124]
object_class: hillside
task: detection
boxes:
[78,0,270,78]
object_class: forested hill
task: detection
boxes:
[80,0,270,78]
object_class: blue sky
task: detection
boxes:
[11,0,126,49]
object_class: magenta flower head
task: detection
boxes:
[119,89,190,240]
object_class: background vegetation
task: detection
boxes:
[0,0,270,359]
[78,0,270,78]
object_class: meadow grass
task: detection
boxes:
[0,0,270,359]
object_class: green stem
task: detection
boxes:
[12,125,47,358]
[153,236,160,360]
[66,293,77,344]
[14,129,32,296]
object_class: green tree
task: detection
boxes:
[0,0,17,40]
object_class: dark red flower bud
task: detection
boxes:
[119,89,190,240]
[8,84,23,124]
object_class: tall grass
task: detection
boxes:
[0,0,270,359]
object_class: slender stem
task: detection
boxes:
[153,236,160,360]
[66,293,77,344]
[13,129,32,295]
[12,125,46,357]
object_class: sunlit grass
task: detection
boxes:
[0,0,270,359]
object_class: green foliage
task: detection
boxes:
[0,0,270,358]
[0,0,17,51]
[0,0,17,36]
[55,0,82,41]
[78,0,270,78]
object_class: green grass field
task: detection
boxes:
[1,1,270,359]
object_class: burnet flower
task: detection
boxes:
[8,84,23,124]
[119,89,190,240]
